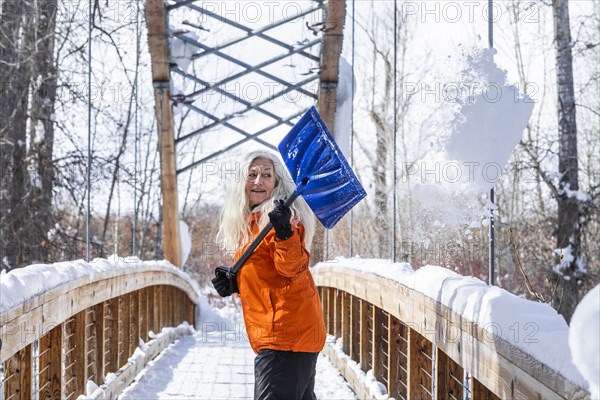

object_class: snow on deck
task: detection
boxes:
[118,330,357,400]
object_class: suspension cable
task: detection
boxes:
[392,0,398,262]
[349,0,355,258]
[488,0,495,285]
[133,0,141,257]
[86,0,93,261]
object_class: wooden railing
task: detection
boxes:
[313,264,590,400]
[1,263,198,400]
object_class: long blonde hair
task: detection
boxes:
[217,150,316,252]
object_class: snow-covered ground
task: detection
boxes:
[118,329,357,400]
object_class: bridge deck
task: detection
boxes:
[119,330,357,399]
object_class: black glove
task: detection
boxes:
[211,266,239,297]
[268,199,293,240]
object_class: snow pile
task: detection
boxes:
[195,295,237,331]
[334,56,355,159]
[179,219,192,268]
[169,31,200,72]
[79,322,196,400]
[444,48,534,194]
[410,47,534,227]
[314,258,588,389]
[0,258,199,313]
[569,284,600,398]
[329,336,388,399]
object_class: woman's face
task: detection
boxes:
[245,157,276,207]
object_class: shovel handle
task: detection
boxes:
[229,192,301,275]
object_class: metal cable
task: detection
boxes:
[488,0,495,285]
[349,0,355,257]
[86,0,93,261]
[133,0,141,257]
[392,0,398,262]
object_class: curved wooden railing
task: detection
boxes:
[1,262,198,400]
[313,263,590,400]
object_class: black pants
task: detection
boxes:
[254,349,319,400]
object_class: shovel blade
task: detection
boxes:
[279,106,367,229]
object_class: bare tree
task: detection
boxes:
[26,0,59,263]
[0,0,47,268]
[551,0,585,322]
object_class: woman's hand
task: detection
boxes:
[212,266,239,297]
[268,199,293,240]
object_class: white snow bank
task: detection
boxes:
[569,284,600,398]
[0,258,199,313]
[179,219,192,268]
[169,31,200,72]
[328,336,388,399]
[334,56,355,159]
[314,258,588,389]
[195,295,236,331]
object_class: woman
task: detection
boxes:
[211,150,326,400]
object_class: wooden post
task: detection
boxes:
[165,285,171,327]
[350,294,360,362]
[65,311,86,398]
[359,299,370,371]
[341,291,350,354]
[407,328,433,399]
[147,287,155,336]
[188,294,196,328]
[471,378,500,400]
[387,315,401,399]
[312,0,347,264]
[317,0,347,139]
[328,288,336,334]
[159,286,165,330]
[118,295,129,368]
[39,325,62,400]
[139,288,148,342]
[154,286,162,334]
[170,287,176,327]
[3,345,31,400]
[92,303,105,384]
[334,289,342,338]
[436,348,464,399]
[130,291,139,349]
[106,297,120,374]
[372,307,387,381]
[146,0,181,268]
[398,321,409,399]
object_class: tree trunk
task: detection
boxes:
[0,0,35,269]
[26,0,59,264]
[552,0,582,322]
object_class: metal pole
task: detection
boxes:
[86,0,93,261]
[133,0,140,257]
[488,0,495,286]
[349,0,355,258]
[392,0,398,263]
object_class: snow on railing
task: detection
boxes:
[0,259,199,400]
[312,259,592,400]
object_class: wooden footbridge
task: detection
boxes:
[1,261,590,399]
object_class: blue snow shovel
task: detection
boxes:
[228,106,367,276]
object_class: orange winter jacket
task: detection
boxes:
[236,212,326,354]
